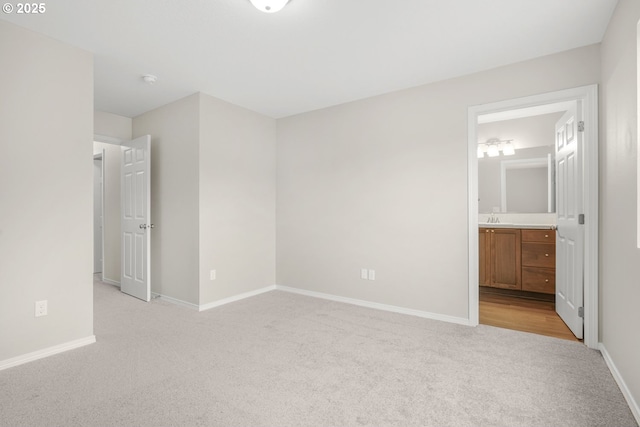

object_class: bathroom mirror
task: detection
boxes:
[478,112,561,214]
[500,155,554,213]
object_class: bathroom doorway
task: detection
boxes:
[467,85,599,348]
[476,103,572,340]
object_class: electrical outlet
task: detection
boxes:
[368,269,376,280]
[210,270,216,280]
[35,300,47,317]
[361,268,368,280]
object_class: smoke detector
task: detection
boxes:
[142,74,157,85]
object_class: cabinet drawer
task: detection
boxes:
[522,243,555,268]
[522,267,555,294]
[521,229,555,243]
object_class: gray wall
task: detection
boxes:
[132,93,277,306]
[133,94,201,304]
[199,94,276,305]
[600,0,640,413]
[277,44,600,319]
[95,111,132,141]
[0,21,94,360]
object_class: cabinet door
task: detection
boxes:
[491,228,521,289]
[522,266,555,294]
[521,229,554,243]
[479,229,491,286]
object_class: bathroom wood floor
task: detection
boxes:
[479,289,580,342]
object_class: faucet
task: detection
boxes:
[486,213,500,223]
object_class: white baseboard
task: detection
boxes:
[199,285,276,312]
[101,278,120,287]
[0,335,96,371]
[151,292,199,310]
[599,343,640,425]
[275,285,471,326]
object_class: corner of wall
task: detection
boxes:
[94,111,133,141]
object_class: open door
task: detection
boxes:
[120,135,151,301]
[555,103,583,339]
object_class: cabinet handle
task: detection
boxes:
[545,253,549,257]
[544,234,549,238]
[491,230,494,233]
[545,279,549,282]
[486,230,489,233]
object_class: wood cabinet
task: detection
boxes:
[479,229,490,286]
[521,229,556,294]
[479,228,521,290]
[479,227,555,294]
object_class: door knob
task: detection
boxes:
[149,224,155,229]
[139,224,147,229]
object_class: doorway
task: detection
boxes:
[467,85,599,349]
[92,135,152,302]
[93,152,104,277]
[476,103,571,340]
[93,139,121,287]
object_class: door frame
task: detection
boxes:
[93,150,105,279]
[467,84,599,349]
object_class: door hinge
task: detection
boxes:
[578,307,584,318]
[578,121,585,132]
[578,214,585,225]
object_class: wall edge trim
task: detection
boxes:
[599,343,640,424]
[0,335,96,371]
[275,285,471,326]
[102,278,120,287]
[151,293,199,310]
[198,285,277,312]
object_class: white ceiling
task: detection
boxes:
[1,0,618,118]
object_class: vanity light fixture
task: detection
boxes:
[502,140,515,156]
[477,144,486,158]
[249,0,289,13]
[477,138,516,158]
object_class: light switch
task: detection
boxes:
[361,268,368,280]
[368,269,376,280]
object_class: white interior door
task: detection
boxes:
[121,135,151,301]
[555,103,583,339]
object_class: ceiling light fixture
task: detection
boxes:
[142,74,157,85]
[249,0,289,13]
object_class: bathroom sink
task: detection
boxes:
[479,222,512,227]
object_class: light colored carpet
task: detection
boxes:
[0,279,636,427]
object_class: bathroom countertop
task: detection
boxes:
[478,223,556,230]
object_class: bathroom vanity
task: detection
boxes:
[479,225,556,294]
